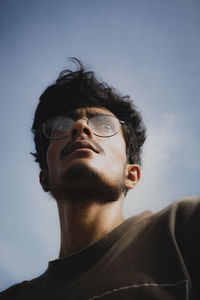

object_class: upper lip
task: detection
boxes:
[63,140,99,156]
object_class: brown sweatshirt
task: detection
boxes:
[1,196,200,300]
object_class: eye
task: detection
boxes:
[93,119,116,134]
[51,125,66,138]
[89,114,120,137]
[51,117,74,139]
[100,122,115,131]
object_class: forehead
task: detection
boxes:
[65,107,116,119]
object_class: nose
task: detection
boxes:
[70,119,93,138]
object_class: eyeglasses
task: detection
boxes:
[42,114,125,140]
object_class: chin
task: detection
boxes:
[49,161,126,204]
[61,160,100,181]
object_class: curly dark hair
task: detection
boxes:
[32,58,146,170]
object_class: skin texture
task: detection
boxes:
[40,107,141,257]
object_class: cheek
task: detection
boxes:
[46,143,54,165]
[46,140,64,171]
[104,136,127,166]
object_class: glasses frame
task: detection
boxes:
[42,114,125,140]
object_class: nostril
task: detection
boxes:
[71,128,78,137]
[83,128,90,135]
[70,121,92,138]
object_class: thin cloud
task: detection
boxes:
[124,113,183,216]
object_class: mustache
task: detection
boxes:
[60,137,105,158]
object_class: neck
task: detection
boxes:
[57,196,124,258]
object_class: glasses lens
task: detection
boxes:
[89,115,120,137]
[43,116,74,140]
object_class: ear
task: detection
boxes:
[125,164,141,190]
[39,169,49,192]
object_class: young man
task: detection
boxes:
[1,59,200,299]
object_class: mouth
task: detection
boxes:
[63,140,99,157]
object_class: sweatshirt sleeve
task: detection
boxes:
[173,196,200,298]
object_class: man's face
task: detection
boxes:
[42,107,134,202]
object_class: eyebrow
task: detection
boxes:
[65,110,111,120]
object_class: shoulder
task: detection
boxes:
[128,196,200,230]
[163,196,200,288]
[0,274,46,300]
[154,196,200,258]
[124,196,200,235]
[146,195,200,234]
[168,195,200,211]
[157,195,200,223]
[0,282,27,299]
[127,195,200,245]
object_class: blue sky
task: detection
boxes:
[0,0,199,291]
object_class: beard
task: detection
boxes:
[49,161,126,204]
